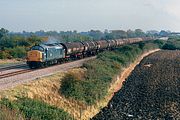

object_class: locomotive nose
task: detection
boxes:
[27,50,43,62]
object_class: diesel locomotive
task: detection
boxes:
[27,37,149,68]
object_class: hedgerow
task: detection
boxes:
[162,38,180,50]
[0,98,72,120]
[60,40,164,105]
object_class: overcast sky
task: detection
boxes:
[0,0,180,32]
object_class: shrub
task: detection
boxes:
[0,51,11,59]
[162,39,180,50]
[61,73,85,101]
[162,43,177,50]
[0,98,72,120]
[6,46,27,58]
[153,40,166,48]
[0,105,25,120]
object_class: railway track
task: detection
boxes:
[0,60,77,79]
[0,61,75,79]
[0,69,32,79]
[0,57,92,80]
[0,56,96,91]
[0,64,27,72]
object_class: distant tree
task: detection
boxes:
[12,36,30,47]
[27,35,43,45]
[104,29,109,34]
[88,30,104,40]
[111,30,127,39]
[46,31,59,36]
[146,30,159,35]
[0,28,12,50]
[127,29,136,38]
[0,28,9,39]
[146,30,159,37]
[159,30,171,37]
[135,29,146,37]
[73,30,77,34]
[104,33,114,40]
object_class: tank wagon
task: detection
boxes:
[81,41,97,55]
[60,42,84,58]
[27,37,152,68]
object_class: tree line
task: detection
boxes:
[0,28,42,59]
[0,27,176,59]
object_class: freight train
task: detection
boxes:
[27,37,151,68]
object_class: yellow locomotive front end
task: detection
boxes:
[27,45,44,68]
[27,50,43,62]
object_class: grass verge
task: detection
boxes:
[0,97,72,120]
[60,40,165,105]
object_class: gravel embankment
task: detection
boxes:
[0,57,96,91]
[92,50,180,120]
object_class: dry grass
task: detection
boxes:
[0,105,24,120]
[0,68,87,119]
[0,59,23,65]
[67,68,86,81]
[0,49,160,120]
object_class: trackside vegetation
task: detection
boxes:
[60,40,165,105]
[162,36,180,50]
[0,98,72,120]
[0,104,25,120]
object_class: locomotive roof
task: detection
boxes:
[39,43,63,49]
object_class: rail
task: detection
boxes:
[0,69,32,79]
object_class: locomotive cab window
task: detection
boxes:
[31,46,44,52]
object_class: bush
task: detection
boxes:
[6,46,27,58]
[61,73,85,101]
[153,40,166,48]
[0,51,11,59]
[0,33,44,59]
[0,105,25,120]
[0,98,72,120]
[162,39,180,50]
[162,43,177,50]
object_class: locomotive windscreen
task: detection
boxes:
[31,46,44,52]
